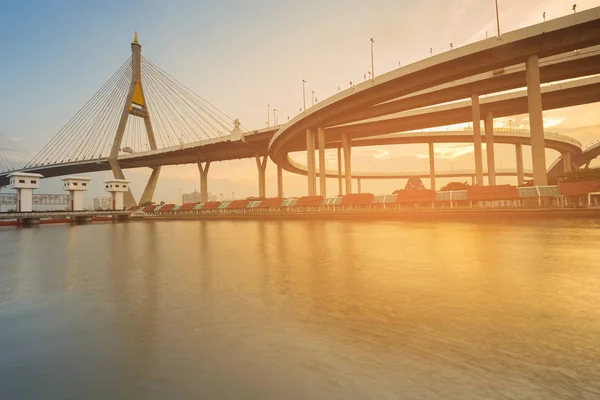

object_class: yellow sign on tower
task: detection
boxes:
[132,83,145,106]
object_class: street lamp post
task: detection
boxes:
[232,192,235,200]
[495,0,501,37]
[370,38,375,81]
[267,104,270,127]
[311,91,315,106]
[302,80,307,112]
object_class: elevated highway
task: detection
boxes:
[269,7,600,194]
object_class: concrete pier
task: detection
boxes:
[342,133,352,194]
[471,94,484,186]
[197,160,211,203]
[428,142,436,191]
[255,153,268,198]
[485,112,496,186]
[306,128,316,195]
[515,143,524,186]
[526,54,548,186]
[317,127,326,197]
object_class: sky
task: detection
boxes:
[1,0,599,204]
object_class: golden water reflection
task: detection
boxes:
[1,219,600,399]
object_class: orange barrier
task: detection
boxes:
[228,200,249,209]
[395,190,436,204]
[558,180,600,197]
[143,204,156,212]
[258,198,283,208]
[160,204,175,212]
[202,201,220,210]
[296,196,324,207]
[467,185,518,201]
[341,193,374,205]
[179,202,196,211]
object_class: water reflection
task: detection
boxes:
[1,219,600,399]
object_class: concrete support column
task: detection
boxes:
[471,175,476,186]
[196,160,211,203]
[562,152,572,173]
[337,148,343,195]
[277,164,284,198]
[515,144,524,186]
[255,153,268,198]
[306,128,316,196]
[484,112,496,186]
[108,159,136,207]
[140,167,161,204]
[471,94,484,186]
[357,178,362,194]
[342,133,352,194]
[317,127,326,197]
[428,142,436,191]
[526,54,548,186]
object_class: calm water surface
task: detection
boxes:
[1,219,600,399]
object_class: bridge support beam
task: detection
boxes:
[108,159,136,207]
[277,164,283,198]
[140,167,161,205]
[515,143,524,186]
[196,159,210,203]
[317,127,327,197]
[562,152,572,173]
[255,153,268,198]
[306,128,316,196]
[337,148,343,196]
[342,133,352,194]
[484,112,496,186]
[526,54,548,186]
[428,142,436,191]
[471,94,484,186]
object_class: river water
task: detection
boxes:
[1,219,600,399]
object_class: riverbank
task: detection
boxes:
[144,207,600,222]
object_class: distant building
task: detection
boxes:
[0,193,69,212]
[93,196,112,210]
[182,191,201,204]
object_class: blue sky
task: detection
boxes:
[1,0,599,203]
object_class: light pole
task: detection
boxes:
[220,193,223,201]
[232,191,235,200]
[273,109,278,127]
[495,0,501,37]
[370,38,375,81]
[572,4,576,13]
[311,91,316,106]
[302,80,307,112]
[267,104,270,127]
[543,12,546,22]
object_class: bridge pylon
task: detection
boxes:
[109,32,160,207]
